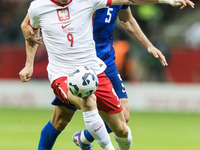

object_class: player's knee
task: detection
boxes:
[114,125,129,138]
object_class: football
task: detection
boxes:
[67,66,98,98]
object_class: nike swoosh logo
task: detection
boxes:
[94,124,103,132]
[62,23,71,29]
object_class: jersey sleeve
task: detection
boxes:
[28,1,40,29]
[89,0,112,10]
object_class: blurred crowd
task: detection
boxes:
[0,0,31,43]
[0,0,199,82]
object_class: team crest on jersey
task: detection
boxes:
[57,7,70,21]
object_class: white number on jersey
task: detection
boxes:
[105,8,113,23]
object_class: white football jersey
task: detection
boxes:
[28,0,111,83]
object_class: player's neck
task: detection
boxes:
[55,0,70,4]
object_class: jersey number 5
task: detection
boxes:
[67,33,73,47]
[105,8,113,23]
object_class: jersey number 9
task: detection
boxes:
[67,33,74,47]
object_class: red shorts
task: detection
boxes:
[51,72,122,113]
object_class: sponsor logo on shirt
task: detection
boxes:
[62,23,71,29]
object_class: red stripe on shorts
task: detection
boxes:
[51,77,70,104]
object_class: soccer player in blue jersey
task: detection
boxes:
[20,1,194,150]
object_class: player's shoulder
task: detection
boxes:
[30,0,50,10]
[29,0,51,15]
[30,0,42,6]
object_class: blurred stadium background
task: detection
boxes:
[0,0,200,150]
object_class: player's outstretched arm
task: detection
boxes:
[111,0,195,9]
[19,14,40,82]
[118,7,168,66]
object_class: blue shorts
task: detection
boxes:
[51,96,77,111]
[104,62,128,99]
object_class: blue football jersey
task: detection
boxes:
[93,5,129,66]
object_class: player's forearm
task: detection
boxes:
[120,17,153,49]
[112,0,179,5]
[111,0,195,9]
[21,16,39,67]
[130,0,159,5]
[111,0,172,5]
[24,40,38,68]
[132,0,175,5]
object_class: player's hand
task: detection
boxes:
[173,0,195,9]
[19,66,33,82]
[21,24,43,45]
[147,46,168,66]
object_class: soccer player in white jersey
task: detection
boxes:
[19,0,194,150]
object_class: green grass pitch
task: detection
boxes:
[0,108,199,150]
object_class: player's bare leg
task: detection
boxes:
[72,101,130,150]
[51,106,75,131]
[38,106,74,149]
[68,93,115,150]
[38,92,114,150]
[120,98,130,123]
[99,111,132,150]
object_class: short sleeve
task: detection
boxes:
[89,0,112,10]
[28,1,40,29]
